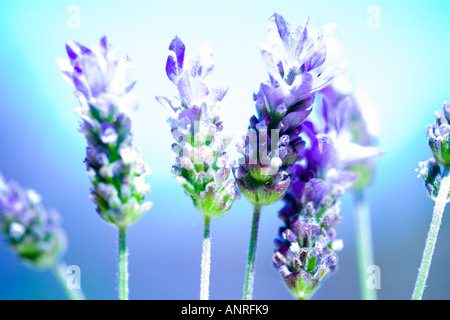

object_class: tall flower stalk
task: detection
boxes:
[0,173,85,300]
[273,82,383,300]
[413,101,450,300]
[57,36,152,300]
[235,13,339,300]
[156,36,239,300]
[320,78,383,299]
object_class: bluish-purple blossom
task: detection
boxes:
[0,174,66,269]
[57,36,152,227]
[235,13,340,206]
[417,101,450,199]
[156,36,239,219]
[274,78,383,299]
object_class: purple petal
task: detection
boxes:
[292,15,310,61]
[326,169,359,194]
[178,106,202,127]
[281,108,312,130]
[303,40,326,72]
[72,72,91,99]
[66,41,92,63]
[305,178,329,205]
[270,13,291,46]
[99,35,110,58]
[74,54,107,97]
[166,36,185,83]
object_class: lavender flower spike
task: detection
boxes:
[57,36,151,300]
[238,13,340,300]
[274,83,383,299]
[0,173,84,300]
[156,36,239,300]
[413,101,450,300]
[235,13,340,206]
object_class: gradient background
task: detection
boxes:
[0,0,449,300]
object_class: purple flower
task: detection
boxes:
[274,79,383,300]
[0,173,66,269]
[156,36,239,219]
[317,78,384,190]
[426,101,450,167]
[417,101,450,199]
[235,13,341,206]
[57,36,151,227]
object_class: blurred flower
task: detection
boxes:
[57,36,151,227]
[156,36,239,219]
[318,78,384,190]
[0,173,66,269]
[235,13,341,206]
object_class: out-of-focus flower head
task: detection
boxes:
[57,36,152,227]
[0,174,66,269]
[317,77,384,190]
[156,36,239,219]
[235,13,341,207]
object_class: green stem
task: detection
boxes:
[51,261,86,300]
[243,204,262,300]
[200,216,211,300]
[412,166,450,300]
[353,190,377,300]
[118,226,129,300]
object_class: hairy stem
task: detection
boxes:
[200,216,211,300]
[353,190,377,300]
[51,261,86,300]
[118,226,129,300]
[412,166,450,300]
[243,204,262,300]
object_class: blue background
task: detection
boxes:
[0,0,449,300]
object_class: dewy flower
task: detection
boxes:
[57,36,151,300]
[426,102,450,168]
[235,13,340,207]
[56,36,152,227]
[156,36,239,220]
[156,36,239,300]
[238,13,341,300]
[0,173,66,269]
[273,82,383,300]
[416,101,450,200]
[413,100,450,300]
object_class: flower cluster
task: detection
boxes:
[416,101,450,199]
[0,174,66,269]
[57,36,152,227]
[273,81,383,299]
[235,13,340,206]
[156,36,239,219]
